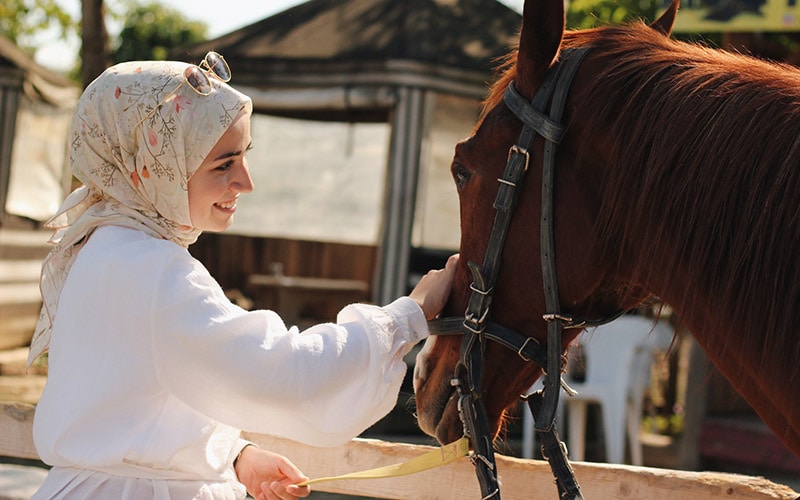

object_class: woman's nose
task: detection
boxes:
[232,161,254,193]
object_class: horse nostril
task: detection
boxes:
[414,336,437,385]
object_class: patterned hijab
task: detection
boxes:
[28,58,253,367]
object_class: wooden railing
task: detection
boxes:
[2,402,798,500]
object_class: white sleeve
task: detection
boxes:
[151,254,429,447]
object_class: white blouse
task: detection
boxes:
[32,225,429,499]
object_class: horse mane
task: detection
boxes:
[484,21,800,371]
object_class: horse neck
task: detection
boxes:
[581,122,800,455]
[566,55,800,453]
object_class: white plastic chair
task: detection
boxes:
[522,315,673,464]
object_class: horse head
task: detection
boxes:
[413,0,679,446]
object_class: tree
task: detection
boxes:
[564,0,800,63]
[2,0,208,85]
[566,0,661,29]
[0,0,74,49]
[113,2,208,63]
[82,0,111,88]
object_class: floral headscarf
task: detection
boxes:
[27,59,253,367]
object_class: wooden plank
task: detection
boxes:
[0,348,45,376]
[0,376,46,405]
[0,312,37,351]
[1,402,796,499]
[247,274,369,293]
[0,402,38,460]
[0,229,51,260]
[0,282,40,305]
[245,434,798,500]
[0,260,42,283]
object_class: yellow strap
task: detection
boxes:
[296,437,470,487]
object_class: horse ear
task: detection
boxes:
[650,0,679,35]
[515,0,565,99]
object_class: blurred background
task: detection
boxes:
[2,0,799,497]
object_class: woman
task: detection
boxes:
[29,53,457,499]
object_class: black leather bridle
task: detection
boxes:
[427,47,624,499]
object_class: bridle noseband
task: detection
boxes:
[427,47,623,499]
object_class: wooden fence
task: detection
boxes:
[2,401,797,500]
[190,232,377,294]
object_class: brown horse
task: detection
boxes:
[413,0,800,460]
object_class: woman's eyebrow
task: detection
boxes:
[213,143,252,162]
[213,150,242,161]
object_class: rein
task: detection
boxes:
[427,47,609,499]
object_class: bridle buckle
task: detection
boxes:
[507,144,530,172]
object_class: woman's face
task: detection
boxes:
[188,112,253,232]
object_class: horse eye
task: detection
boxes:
[452,163,471,190]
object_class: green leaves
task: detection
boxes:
[0,0,75,48]
[112,2,208,63]
[566,0,662,30]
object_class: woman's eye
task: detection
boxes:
[215,160,234,172]
[452,163,471,190]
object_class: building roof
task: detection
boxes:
[0,35,78,107]
[176,0,521,92]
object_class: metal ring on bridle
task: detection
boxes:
[517,337,536,361]
[543,313,587,329]
[469,283,493,295]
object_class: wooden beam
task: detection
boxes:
[2,402,797,499]
[245,433,799,500]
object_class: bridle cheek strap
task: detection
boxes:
[534,47,592,432]
[428,47,592,500]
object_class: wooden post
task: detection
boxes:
[677,333,708,470]
[375,87,429,305]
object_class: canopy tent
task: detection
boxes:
[0,35,78,224]
[177,0,521,304]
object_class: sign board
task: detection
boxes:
[673,0,800,32]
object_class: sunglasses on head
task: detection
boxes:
[133,52,231,146]
[187,51,231,94]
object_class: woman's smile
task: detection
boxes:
[215,197,238,212]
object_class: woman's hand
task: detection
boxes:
[409,253,459,320]
[235,445,310,500]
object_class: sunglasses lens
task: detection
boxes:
[205,52,231,82]
[185,66,212,95]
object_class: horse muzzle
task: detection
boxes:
[413,336,465,443]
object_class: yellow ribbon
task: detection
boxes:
[296,437,470,487]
